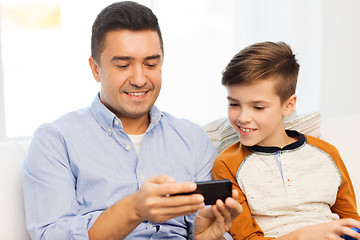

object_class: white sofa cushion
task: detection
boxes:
[321,114,360,213]
[0,140,31,240]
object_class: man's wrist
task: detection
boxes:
[117,193,144,225]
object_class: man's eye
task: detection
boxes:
[145,63,157,68]
[116,65,129,69]
[254,106,264,110]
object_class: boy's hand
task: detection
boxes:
[291,218,360,240]
[193,189,242,240]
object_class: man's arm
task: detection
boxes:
[88,175,205,239]
[23,126,97,239]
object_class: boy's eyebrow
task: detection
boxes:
[227,96,237,101]
[251,100,269,104]
[227,96,269,104]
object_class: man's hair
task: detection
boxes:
[91,1,163,63]
[222,41,300,103]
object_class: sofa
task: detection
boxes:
[1,112,359,239]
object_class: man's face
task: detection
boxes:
[227,78,294,147]
[90,30,163,122]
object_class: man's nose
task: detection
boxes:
[129,66,147,87]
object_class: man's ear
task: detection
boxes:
[283,94,297,117]
[89,57,101,83]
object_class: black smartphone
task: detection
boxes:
[172,179,232,205]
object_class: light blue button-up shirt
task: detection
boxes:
[23,94,218,239]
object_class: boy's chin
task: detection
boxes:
[239,139,258,147]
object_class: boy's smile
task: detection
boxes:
[227,77,296,148]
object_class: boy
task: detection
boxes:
[213,41,360,239]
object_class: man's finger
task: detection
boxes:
[148,174,175,184]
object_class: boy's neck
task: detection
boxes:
[257,129,298,149]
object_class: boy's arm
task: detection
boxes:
[306,135,359,220]
[330,151,360,220]
[274,219,360,240]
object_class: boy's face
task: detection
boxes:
[227,77,296,147]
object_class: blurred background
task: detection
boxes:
[0,0,359,141]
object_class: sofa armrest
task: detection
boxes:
[0,140,31,239]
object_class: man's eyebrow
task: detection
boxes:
[111,56,132,62]
[110,54,161,62]
[145,54,161,60]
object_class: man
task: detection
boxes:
[23,1,242,239]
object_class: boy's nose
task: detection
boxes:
[237,110,251,123]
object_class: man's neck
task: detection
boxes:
[121,115,150,135]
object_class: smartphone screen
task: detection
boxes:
[172,179,232,205]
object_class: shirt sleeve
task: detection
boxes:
[329,145,360,220]
[23,124,100,239]
[212,148,273,240]
[306,135,360,221]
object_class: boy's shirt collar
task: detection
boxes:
[248,130,305,153]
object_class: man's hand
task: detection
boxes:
[193,189,243,240]
[132,175,205,223]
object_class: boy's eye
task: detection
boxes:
[254,106,264,110]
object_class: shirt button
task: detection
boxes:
[125,145,131,151]
[114,120,120,126]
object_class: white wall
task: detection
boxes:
[320,0,360,118]
[232,0,360,119]
[233,0,323,116]
[156,0,360,123]
[153,0,236,125]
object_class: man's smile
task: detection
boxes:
[125,91,148,97]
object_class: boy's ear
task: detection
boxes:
[283,94,297,117]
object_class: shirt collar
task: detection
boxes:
[90,93,163,134]
[145,105,162,133]
[248,130,306,153]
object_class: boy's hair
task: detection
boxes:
[91,1,163,63]
[222,41,300,103]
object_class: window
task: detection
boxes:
[0,0,234,140]
[0,0,152,140]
